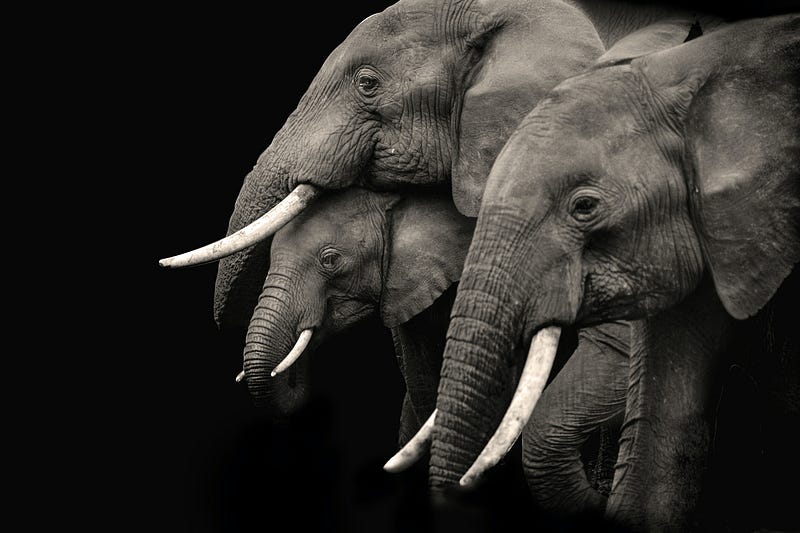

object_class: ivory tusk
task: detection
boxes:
[383,409,437,473]
[158,184,320,268]
[235,370,245,383]
[459,326,561,487]
[271,329,313,377]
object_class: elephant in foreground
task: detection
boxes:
[160,0,719,332]
[419,14,799,531]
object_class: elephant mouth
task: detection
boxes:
[383,326,563,484]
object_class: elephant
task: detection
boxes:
[158,0,721,334]
[239,187,474,441]
[419,13,799,531]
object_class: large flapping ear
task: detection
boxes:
[592,17,706,68]
[451,0,605,216]
[380,195,476,327]
[641,15,800,319]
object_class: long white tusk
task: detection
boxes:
[383,409,437,473]
[271,329,313,377]
[159,184,320,268]
[235,370,245,383]
[460,326,561,487]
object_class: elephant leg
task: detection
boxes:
[606,282,732,531]
[522,320,630,516]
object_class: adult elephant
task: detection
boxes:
[417,14,799,531]
[158,0,714,331]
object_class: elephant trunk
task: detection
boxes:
[429,206,576,488]
[429,206,534,487]
[430,286,521,487]
[214,148,299,329]
[243,272,311,414]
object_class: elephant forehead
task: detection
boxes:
[348,3,439,45]
[520,66,644,138]
[275,190,384,246]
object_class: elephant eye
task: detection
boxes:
[356,71,380,97]
[319,248,342,270]
[570,194,601,221]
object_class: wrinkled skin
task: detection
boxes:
[242,188,474,430]
[431,14,799,531]
[213,0,711,329]
[522,321,629,516]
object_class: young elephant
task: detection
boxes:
[240,188,474,433]
[427,14,799,530]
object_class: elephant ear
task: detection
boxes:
[593,18,702,68]
[380,195,475,328]
[642,16,800,319]
[451,0,605,216]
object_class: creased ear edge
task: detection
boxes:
[379,198,470,328]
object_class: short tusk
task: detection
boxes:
[460,326,561,488]
[271,329,313,377]
[383,409,437,473]
[235,370,245,383]
[159,184,320,268]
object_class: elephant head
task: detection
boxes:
[422,13,799,526]
[240,188,474,418]
[159,0,620,328]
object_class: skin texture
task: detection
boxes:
[430,13,799,530]
[522,321,629,516]
[242,188,474,426]
[212,0,711,330]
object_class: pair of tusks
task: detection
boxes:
[235,329,314,383]
[159,184,320,268]
[383,326,561,488]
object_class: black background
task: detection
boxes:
[85,1,800,532]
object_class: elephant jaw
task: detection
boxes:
[383,326,561,484]
[159,184,321,268]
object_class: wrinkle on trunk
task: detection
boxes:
[429,205,577,488]
[243,274,310,415]
[214,151,295,328]
[430,276,524,487]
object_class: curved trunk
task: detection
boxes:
[521,321,629,515]
[243,273,310,415]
